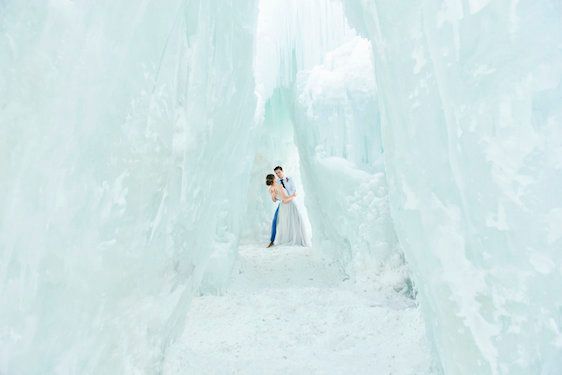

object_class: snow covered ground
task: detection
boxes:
[163,244,436,374]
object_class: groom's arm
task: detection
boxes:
[279,187,295,203]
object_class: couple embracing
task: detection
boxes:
[265,166,311,248]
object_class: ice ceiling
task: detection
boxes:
[1,0,561,374]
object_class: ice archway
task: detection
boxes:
[1,0,561,374]
[244,0,399,275]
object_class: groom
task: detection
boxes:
[267,165,296,248]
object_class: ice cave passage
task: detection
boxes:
[1,0,561,374]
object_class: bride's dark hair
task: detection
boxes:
[265,174,275,186]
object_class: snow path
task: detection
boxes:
[163,244,435,374]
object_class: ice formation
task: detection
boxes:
[342,0,562,374]
[1,0,561,374]
[294,37,400,273]
[1,1,258,373]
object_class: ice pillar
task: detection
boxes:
[342,0,562,373]
[0,0,258,373]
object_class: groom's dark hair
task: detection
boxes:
[274,166,283,171]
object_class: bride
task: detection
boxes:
[266,174,310,247]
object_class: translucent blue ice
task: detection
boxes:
[0,1,258,373]
[342,0,562,373]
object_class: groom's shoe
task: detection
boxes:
[266,241,274,248]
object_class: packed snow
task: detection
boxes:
[163,244,435,374]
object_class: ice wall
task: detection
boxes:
[0,1,257,373]
[254,0,357,105]
[342,0,562,373]
[293,37,405,283]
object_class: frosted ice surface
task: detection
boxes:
[0,0,258,373]
[294,37,403,278]
[342,0,562,373]
[1,0,560,373]
[254,0,357,113]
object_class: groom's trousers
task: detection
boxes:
[270,204,280,243]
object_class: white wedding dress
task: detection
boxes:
[274,191,310,247]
